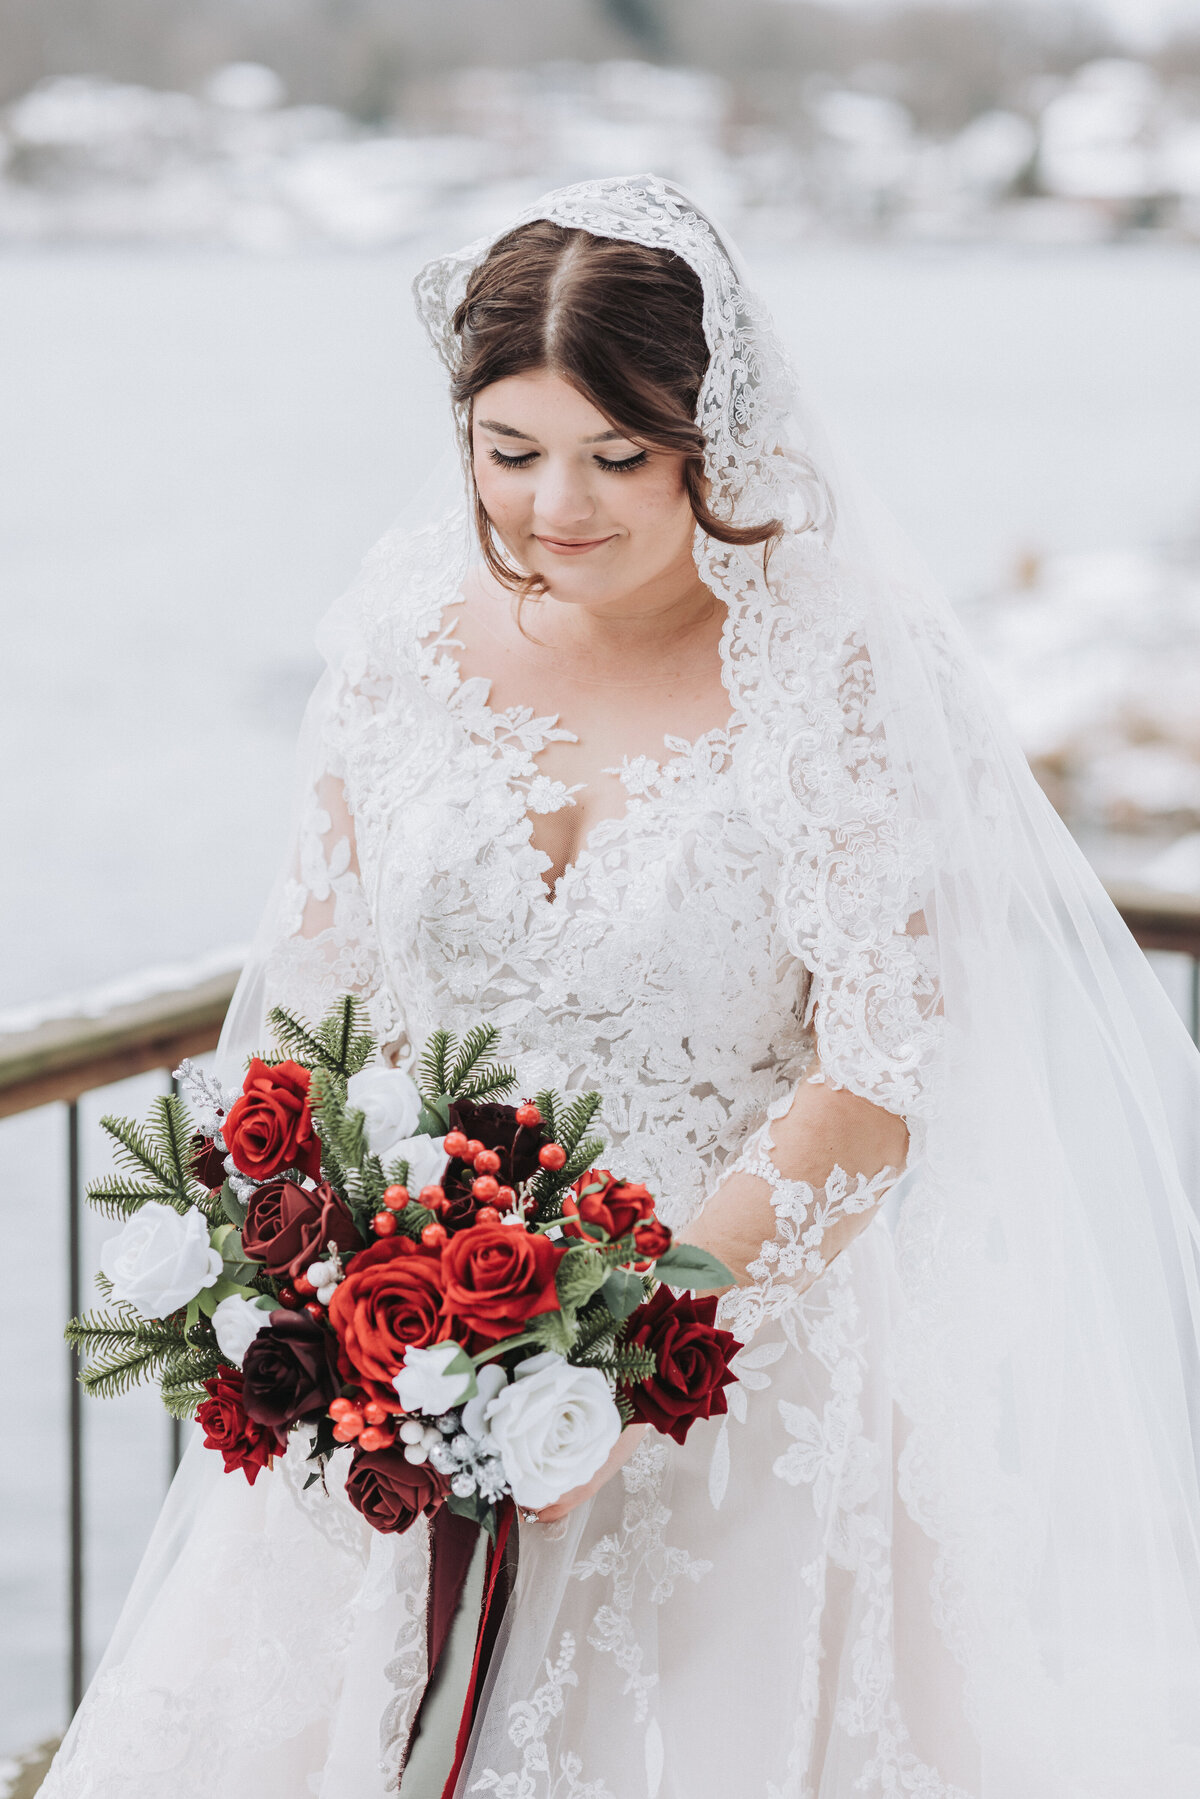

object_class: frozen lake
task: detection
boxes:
[4,239,1200,1754]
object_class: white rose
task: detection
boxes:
[387,1132,448,1192]
[462,1363,508,1440]
[100,1202,224,1318]
[485,1352,622,1510]
[212,1294,270,1366]
[393,1340,477,1415]
[346,1066,422,1157]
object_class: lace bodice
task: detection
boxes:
[268,539,815,1234]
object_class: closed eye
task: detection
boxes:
[594,450,648,473]
[488,447,539,469]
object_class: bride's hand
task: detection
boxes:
[532,1423,650,1524]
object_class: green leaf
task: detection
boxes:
[445,1490,491,1534]
[417,1098,451,1135]
[653,1243,736,1290]
[600,1267,645,1321]
[208,1274,259,1305]
[220,1181,247,1227]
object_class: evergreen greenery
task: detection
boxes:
[88,1093,213,1221]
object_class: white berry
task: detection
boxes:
[398,1418,425,1444]
[403,1442,429,1464]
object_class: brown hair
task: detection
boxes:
[450,220,781,594]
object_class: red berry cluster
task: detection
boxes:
[329,1395,395,1451]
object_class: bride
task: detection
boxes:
[41,176,1200,1797]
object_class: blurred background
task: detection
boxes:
[3,0,1200,1782]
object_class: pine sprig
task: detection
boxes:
[267,997,373,1079]
[263,1006,326,1066]
[558,1092,603,1158]
[532,1089,559,1145]
[570,1300,621,1362]
[603,1344,658,1383]
[418,1030,454,1102]
[94,1094,204,1217]
[447,1024,501,1091]
[86,1176,169,1220]
[68,1310,191,1400]
[99,1114,175,1190]
[160,1350,223,1419]
[454,1063,517,1102]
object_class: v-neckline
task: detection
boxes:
[413,584,742,910]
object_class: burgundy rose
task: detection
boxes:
[328,1239,450,1404]
[345,1445,448,1535]
[190,1134,227,1192]
[241,1308,338,1429]
[563,1169,656,1243]
[443,1098,545,1202]
[222,1058,322,1182]
[441,1222,566,1342]
[196,1366,286,1484]
[622,1285,741,1446]
[241,1178,362,1280]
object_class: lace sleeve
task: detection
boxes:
[216,670,400,1072]
[259,765,384,1024]
[710,1106,900,1342]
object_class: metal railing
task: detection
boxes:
[0,969,239,1716]
[2,886,1198,1727]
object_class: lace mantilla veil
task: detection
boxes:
[51,178,1200,1795]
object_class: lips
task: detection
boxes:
[533,534,616,556]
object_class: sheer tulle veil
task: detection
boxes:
[115,176,1200,1792]
[405,174,1200,1785]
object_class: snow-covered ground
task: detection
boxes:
[4,55,1200,250]
[3,237,1200,1755]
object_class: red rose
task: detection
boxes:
[190,1134,227,1191]
[345,1445,448,1535]
[441,1222,566,1342]
[241,1309,339,1429]
[563,1169,656,1243]
[328,1239,450,1404]
[622,1285,741,1446]
[197,1365,286,1484]
[632,1218,672,1260]
[241,1178,362,1280]
[223,1059,322,1182]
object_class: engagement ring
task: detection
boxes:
[520,1507,540,1523]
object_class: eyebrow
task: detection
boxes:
[477,419,626,445]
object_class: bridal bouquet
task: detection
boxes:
[67,998,740,1536]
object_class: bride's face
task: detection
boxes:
[471,370,697,609]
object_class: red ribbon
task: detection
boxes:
[439,1497,516,1799]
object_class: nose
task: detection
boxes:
[532,455,597,533]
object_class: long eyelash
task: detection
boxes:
[595,450,649,473]
[488,447,538,469]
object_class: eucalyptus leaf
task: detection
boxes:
[219,1181,247,1227]
[652,1242,736,1289]
[417,1096,451,1134]
[600,1267,645,1321]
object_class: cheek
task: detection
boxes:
[618,462,693,541]
[473,453,527,532]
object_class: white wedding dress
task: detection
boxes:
[41,177,1200,1798]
